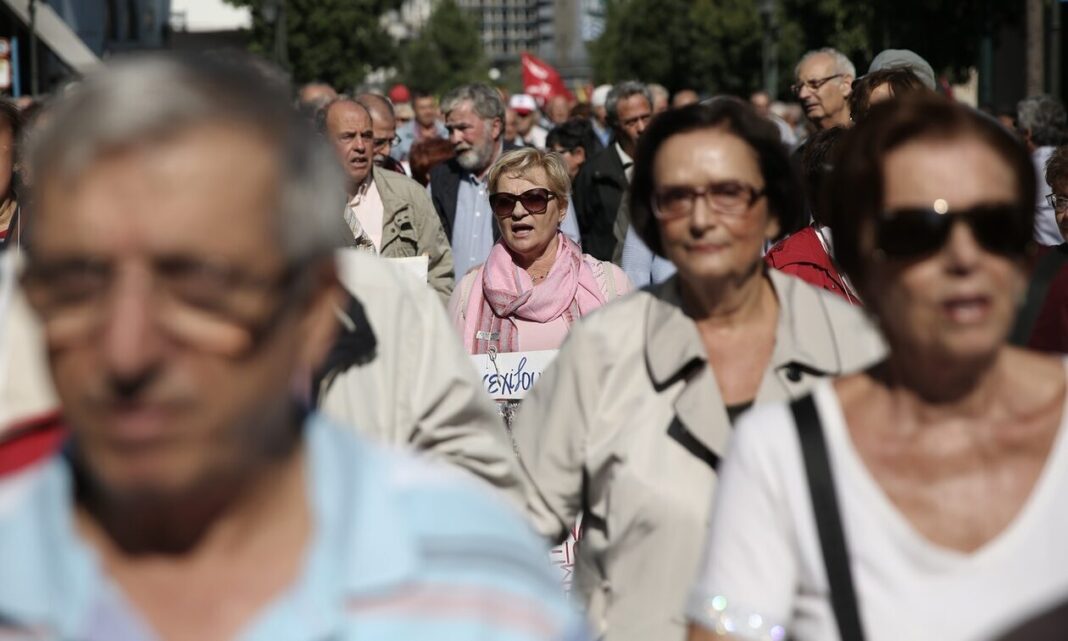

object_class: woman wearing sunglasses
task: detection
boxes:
[512,101,883,641]
[449,147,630,354]
[687,96,1068,641]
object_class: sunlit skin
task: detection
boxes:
[413,95,438,129]
[515,109,538,136]
[672,89,700,109]
[546,95,570,125]
[445,99,502,176]
[505,108,519,142]
[868,139,1024,362]
[29,123,343,641]
[795,52,853,129]
[324,101,374,194]
[614,94,653,156]
[31,123,340,502]
[687,136,1067,641]
[654,127,781,405]
[551,144,586,180]
[495,169,565,274]
[358,95,397,163]
[655,129,779,287]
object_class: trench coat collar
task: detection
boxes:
[644,269,847,389]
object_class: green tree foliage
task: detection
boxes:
[226,0,402,90]
[398,0,489,95]
[592,0,1021,98]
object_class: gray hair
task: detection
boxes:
[27,53,348,263]
[1017,94,1068,147]
[606,81,653,127]
[795,47,856,79]
[440,83,505,124]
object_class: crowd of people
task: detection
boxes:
[1,40,1068,641]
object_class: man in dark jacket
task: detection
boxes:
[428,84,508,278]
[572,81,652,262]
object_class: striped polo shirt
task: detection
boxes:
[0,414,589,641]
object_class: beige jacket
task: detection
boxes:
[373,167,455,301]
[513,269,886,641]
[318,251,524,504]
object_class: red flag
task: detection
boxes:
[520,52,574,103]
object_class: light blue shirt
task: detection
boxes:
[562,199,581,246]
[452,171,496,278]
[392,119,449,162]
[0,415,588,641]
[621,225,676,287]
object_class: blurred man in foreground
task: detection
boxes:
[1,54,583,641]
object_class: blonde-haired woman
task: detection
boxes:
[449,148,631,354]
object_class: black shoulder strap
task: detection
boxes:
[1010,246,1068,346]
[790,394,867,641]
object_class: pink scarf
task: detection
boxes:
[463,233,607,354]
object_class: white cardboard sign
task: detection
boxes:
[470,349,558,400]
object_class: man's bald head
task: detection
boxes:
[299,82,337,111]
[355,93,398,164]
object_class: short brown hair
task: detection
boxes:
[828,94,1035,287]
[408,137,454,187]
[487,147,571,207]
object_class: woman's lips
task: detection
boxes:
[941,295,992,324]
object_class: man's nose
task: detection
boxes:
[102,266,162,385]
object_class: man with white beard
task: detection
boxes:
[429,84,510,277]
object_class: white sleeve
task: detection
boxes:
[686,402,801,638]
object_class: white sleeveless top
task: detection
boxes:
[687,366,1068,641]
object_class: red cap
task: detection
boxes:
[389,84,411,104]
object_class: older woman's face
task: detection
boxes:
[495,168,564,261]
[654,128,779,285]
[869,137,1025,361]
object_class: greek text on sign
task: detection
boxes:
[470,350,558,400]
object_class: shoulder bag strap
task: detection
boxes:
[1010,247,1068,346]
[790,394,867,641]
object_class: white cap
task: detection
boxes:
[509,93,538,114]
[591,84,612,108]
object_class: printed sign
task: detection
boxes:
[470,349,558,400]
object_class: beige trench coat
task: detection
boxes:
[374,167,455,302]
[318,251,524,505]
[513,269,886,641]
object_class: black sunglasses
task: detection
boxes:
[875,204,1030,259]
[489,188,557,217]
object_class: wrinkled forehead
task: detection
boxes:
[797,54,837,80]
[33,122,284,268]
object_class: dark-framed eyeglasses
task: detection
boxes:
[373,135,401,149]
[489,188,558,217]
[791,73,843,96]
[1046,193,1068,213]
[875,203,1030,259]
[652,180,766,221]
[20,255,315,356]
